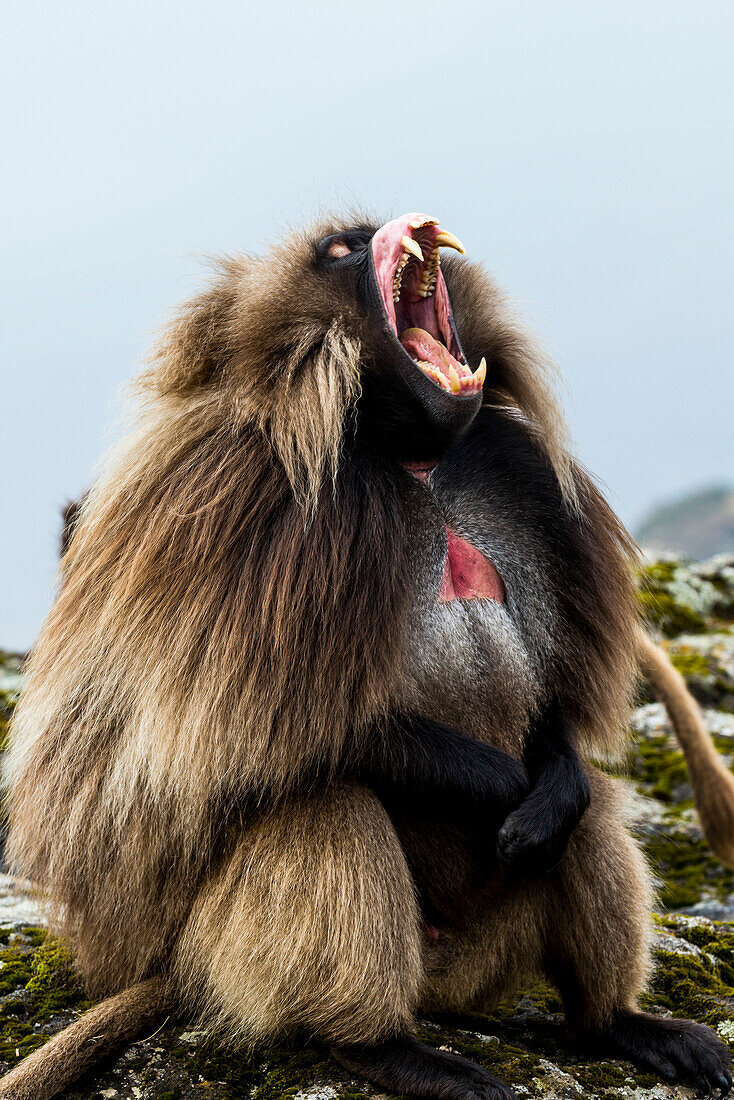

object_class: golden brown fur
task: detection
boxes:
[7,298,411,992]
[175,784,422,1046]
[4,214,733,1098]
[7,221,635,993]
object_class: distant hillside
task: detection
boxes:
[636,484,734,559]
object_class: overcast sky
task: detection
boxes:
[2,1,733,649]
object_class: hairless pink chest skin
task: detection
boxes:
[440,528,505,603]
[403,463,505,605]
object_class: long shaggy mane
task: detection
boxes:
[7,218,640,993]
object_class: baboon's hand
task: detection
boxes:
[496,797,574,874]
[495,761,590,875]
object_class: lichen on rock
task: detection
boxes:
[638,556,734,640]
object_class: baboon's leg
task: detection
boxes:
[174,783,520,1099]
[396,808,548,1017]
[414,862,547,1016]
[545,770,732,1096]
[173,783,422,1046]
[541,771,652,1025]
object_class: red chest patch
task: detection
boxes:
[440,528,505,603]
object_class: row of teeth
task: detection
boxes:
[392,251,411,303]
[417,356,487,394]
[390,222,479,396]
[392,230,465,303]
[418,248,440,297]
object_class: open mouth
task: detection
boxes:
[371,213,485,396]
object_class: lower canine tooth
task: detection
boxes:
[448,365,461,394]
[474,357,487,386]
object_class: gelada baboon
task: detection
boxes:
[3,213,734,1100]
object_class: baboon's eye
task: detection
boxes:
[315,230,372,268]
[325,238,352,260]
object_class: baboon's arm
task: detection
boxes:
[496,704,591,873]
[348,714,529,818]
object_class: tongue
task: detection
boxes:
[399,327,467,386]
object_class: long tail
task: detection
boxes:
[0,977,168,1100]
[637,629,734,868]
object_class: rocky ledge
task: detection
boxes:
[1,555,734,1099]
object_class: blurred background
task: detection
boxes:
[2,0,732,651]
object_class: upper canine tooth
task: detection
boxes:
[435,231,466,255]
[409,215,439,229]
[401,235,424,262]
[474,357,487,386]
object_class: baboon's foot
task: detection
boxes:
[331,1036,517,1100]
[583,1010,732,1096]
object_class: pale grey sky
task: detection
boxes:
[2,0,733,649]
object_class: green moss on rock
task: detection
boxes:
[641,824,734,909]
[646,916,734,1029]
[645,948,734,1026]
[0,941,35,999]
[637,559,734,638]
[638,589,707,637]
[0,928,88,1071]
[669,647,714,679]
[25,934,85,1020]
[630,731,690,802]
